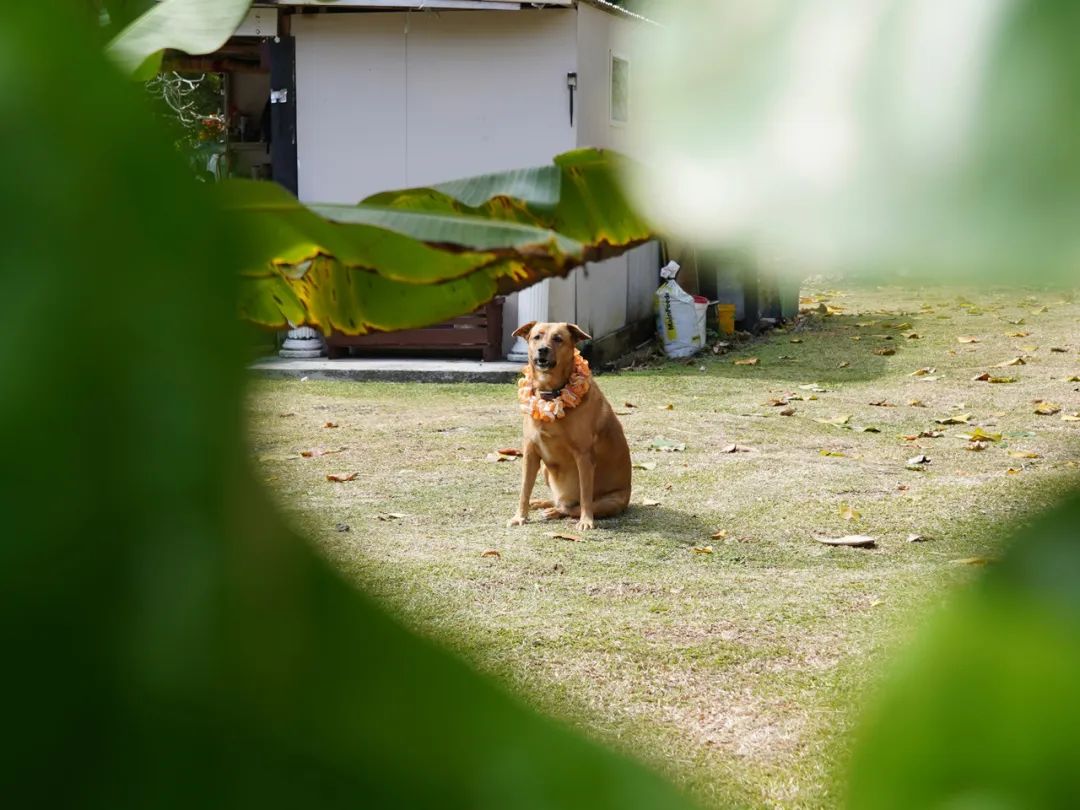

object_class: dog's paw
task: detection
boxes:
[575,516,595,531]
[507,515,528,527]
[540,507,565,521]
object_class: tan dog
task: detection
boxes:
[507,322,632,530]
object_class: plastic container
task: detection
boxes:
[715,303,736,335]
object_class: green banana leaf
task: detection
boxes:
[225,148,654,336]
[4,5,695,808]
[106,0,253,77]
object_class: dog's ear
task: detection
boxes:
[566,323,592,343]
[512,321,537,339]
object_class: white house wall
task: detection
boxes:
[293,10,576,203]
[543,4,657,344]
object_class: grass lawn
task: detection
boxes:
[247,280,1080,809]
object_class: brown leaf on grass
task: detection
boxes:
[1051,346,1069,353]
[661,403,674,410]
[734,357,759,366]
[935,413,972,425]
[377,512,407,521]
[902,331,921,340]
[907,454,932,466]
[789,338,804,344]
[301,447,345,458]
[869,399,895,407]
[910,367,937,377]
[1007,318,1025,325]
[641,498,661,507]
[323,421,339,429]
[711,529,729,539]
[989,376,1017,384]
[966,441,989,452]
[819,449,847,457]
[1034,401,1062,416]
[1009,450,1041,459]
[1063,375,1080,383]
[815,535,876,548]
[779,407,796,416]
[497,447,523,457]
[545,532,582,543]
[632,461,658,471]
[839,502,861,521]
[1005,331,1031,338]
[691,546,714,554]
[1006,467,1022,475]
[995,356,1027,367]
[902,430,944,440]
[972,372,991,382]
[838,361,850,368]
[624,401,637,408]
[326,472,358,482]
[480,549,501,558]
[957,335,980,344]
[908,399,927,408]
[873,347,896,356]
[1063,413,1080,422]
[799,383,828,392]
[278,412,296,418]
[907,533,927,543]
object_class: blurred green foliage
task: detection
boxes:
[0,5,693,808]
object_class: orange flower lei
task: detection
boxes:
[517,350,591,422]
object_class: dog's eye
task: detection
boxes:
[532,334,541,341]
[553,335,563,343]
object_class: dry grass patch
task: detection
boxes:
[248,280,1080,809]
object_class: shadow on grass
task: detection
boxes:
[611,313,938,386]
[604,504,714,545]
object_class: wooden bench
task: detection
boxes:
[324,297,505,361]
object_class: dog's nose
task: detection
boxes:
[537,346,551,358]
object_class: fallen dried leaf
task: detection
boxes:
[377,512,406,521]
[711,529,729,539]
[480,549,501,558]
[935,413,972,425]
[641,498,661,507]
[838,361,850,368]
[815,535,876,548]
[910,367,937,377]
[957,335,980,344]
[869,399,895,407]
[1005,331,1031,338]
[1063,413,1080,422]
[952,556,994,566]
[1051,346,1069,353]
[815,414,852,427]
[661,403,674,410]
[326,472,358,482]
[819,449,847,457]
[959,427,1003,442]
[971,372,991,382]
[1009,450,1041,459]
[691,546,714,554]
[779,407,796,416]
[650,436,686,452]
[994,356,1027,367]
[789,338,803,344]
[907,454,931,466]
[966,441,989,452]
[278,412,297,418]
[624,402,637,408]
[908,399,927,408]
[907,533,927,543]
[1006,467,1022,475]
[335,523,350,533]
[632,461,658,471]
[546,532,582,543]
[323,421,339,429]
[300,447,345,458]
[734,357,760,366]
[839,502,861,521]
[1034,401,1062,416]
[873,347,896,356]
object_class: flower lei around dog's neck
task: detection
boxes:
[518,350,591,422]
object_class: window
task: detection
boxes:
[610,52,630,125]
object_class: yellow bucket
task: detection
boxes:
[715,303,736,335]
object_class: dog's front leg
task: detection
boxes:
[508,442,541,526]
[573,449,596,530]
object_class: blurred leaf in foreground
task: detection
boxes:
[630,0,1080,283]
[0,5,693,808]
[847,492,1080,808]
